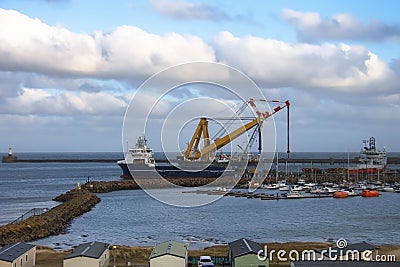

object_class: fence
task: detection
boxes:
[11,207,49,224]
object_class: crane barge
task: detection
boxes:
[118,99,290,179]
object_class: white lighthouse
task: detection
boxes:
[2,147,17,163]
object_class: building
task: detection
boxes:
[0,242,36,267]
[228,238,268,267]
[149,240,188,267]
[63,241,109,267]
[291,261,399,267]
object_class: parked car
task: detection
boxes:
[198,255,214,267]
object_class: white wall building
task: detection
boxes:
[149,240,188,267]
[0,242,36,267]
[63,241,109,267]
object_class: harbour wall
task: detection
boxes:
[3,157,400,164]
[0,188,100,246]
[0,177,246,246]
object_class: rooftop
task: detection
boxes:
[228,238,262,258]
[149,240,188,259]
[0,242,35,262]
[64,241,109,260]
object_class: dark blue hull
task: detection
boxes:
[118,162,230,179]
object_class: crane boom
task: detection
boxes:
[185,100,290,161]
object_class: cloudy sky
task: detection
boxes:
[0,0,399,153]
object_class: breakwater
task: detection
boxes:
[81,177,246,193]
[0,177,248,246]
[0,188,100,246]
[4,157,400,164]
[185,189,364,200]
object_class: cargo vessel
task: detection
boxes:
[348,137,387,174]
[118,99,290,179]
[117,136,230,179]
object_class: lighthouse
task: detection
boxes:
[2,147,17,163]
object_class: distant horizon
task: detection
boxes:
[6,150,400,155]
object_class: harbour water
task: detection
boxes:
[1,152,400,249]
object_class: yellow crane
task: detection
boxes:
[184,100,290,161]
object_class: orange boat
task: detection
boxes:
[333,191,348,198]
[361,190,379,197]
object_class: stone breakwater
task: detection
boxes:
[0,177,248,246]
[0,188,100,246]
[81,177,244,193]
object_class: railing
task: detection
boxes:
[11,207,49,224]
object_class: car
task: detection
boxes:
[198,255,214,267]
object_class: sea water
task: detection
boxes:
[1,152,399,249]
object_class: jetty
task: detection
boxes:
[0,187,100,246]
[0,178,236,246]
[184,189,364,200]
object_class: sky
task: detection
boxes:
[0,0,399,153]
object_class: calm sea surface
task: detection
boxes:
[1,152,399,249]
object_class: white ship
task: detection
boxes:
[349,137,387,174]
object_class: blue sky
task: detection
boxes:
[0,0,399,152]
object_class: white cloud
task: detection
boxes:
[0,8,400,151]
[0,8,215,78]
[98,25,216,77]
[0,9,100,75]
[0,88,127,115]
[213,31,398,92]
[282,8,400,42]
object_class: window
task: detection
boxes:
[20,258,22,266]
[26,255,28,261]
[13,263,16,267]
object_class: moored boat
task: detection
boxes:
[342,188,357,196]
[264,184,279,190]
[118,136,230,179]
[361,189,379,197]
[348,137,387,174]
[284,191,304,198]
[381,186,395,192]
[291,185,304,191]
[333,191,348,198]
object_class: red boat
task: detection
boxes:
[361,190,379,197]
[333,191,348,198]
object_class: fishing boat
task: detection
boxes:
[348,137,387,174]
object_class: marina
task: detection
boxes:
[1,151,400,250]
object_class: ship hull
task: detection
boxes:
[118,162,232,179]
[348,165,386,174]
